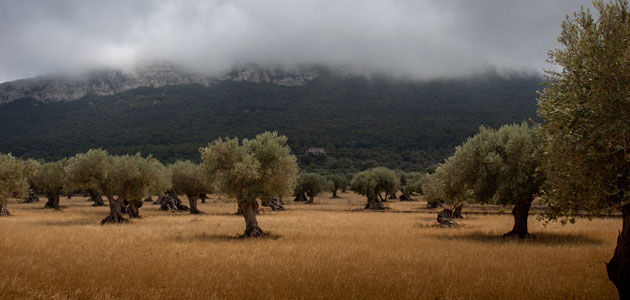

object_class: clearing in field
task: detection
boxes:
[0,192,619,299]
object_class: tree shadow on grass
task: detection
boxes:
[434,231,605,246]
[173,231,281,242]
[36,218,97,226]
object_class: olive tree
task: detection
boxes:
[423,123,542,235]
[22,159,40,203]
[66,149,110,207]
[201,131,298,237]
[170,160,209,214]
[350,167,398,210]
[295,173,330,203]
[0,154,29,216]
[537,1,630,296]
[327,174,349,198]
[398,171,423,201]
[32,159,69,210]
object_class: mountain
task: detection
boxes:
[0,63,320,104]
[0,64,542,173]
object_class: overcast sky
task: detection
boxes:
[0,0,594,83]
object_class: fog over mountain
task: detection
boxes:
[0,0,593,83]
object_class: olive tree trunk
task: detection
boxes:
[0,202,10,216]
[101,196,126,224]
[88,189,104,206]
[607,204,630,299]
[365,196,385,210]
[239,200,263,238]
[305,193,315,204]
[331,189,339,198]
[44,192,60,209]
[200,193,207,204]
[187,194,203,214]
[503,200,532,238]
[127,199,142,218]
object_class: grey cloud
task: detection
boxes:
[0,0,593,82]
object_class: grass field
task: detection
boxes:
[0,192,620,299]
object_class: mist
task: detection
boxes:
[0,0,594,83]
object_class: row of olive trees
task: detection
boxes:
[0,132,299,237]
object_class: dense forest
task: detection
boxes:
[0,69,541,172]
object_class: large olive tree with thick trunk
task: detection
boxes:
[537,1,630,297]
[296,173,330,204]
[351,167,398,210]
[32,159,69,210]
[422,123,542,235]
[170,160,210,214]
[0,154,29,216]
[201,131,298,238]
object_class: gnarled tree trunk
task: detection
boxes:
[261,197,285,211]
[240,200,262,238]
[427,200,442,209]
[504,200,532,238]
[399,192,414,201]
[200,193,207,204]
[305,193,315,204]
[294,192,307,202]
[437,209,456,227]
[24,192,39,203]
[101,196,126,224]
[365,196,385,210]
[607,204,630,299]
[44,192,60,209]
[452,204,464,218]
[127,199,142,218]
[331,189,339,198]
[88,189,104,207]
[0,202,10,216]
[156,190,189,211]
[389,192,397,199]
[187,194,203,214]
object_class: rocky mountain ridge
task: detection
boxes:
[0,64,321,104]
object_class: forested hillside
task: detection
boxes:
[0,70,541,172]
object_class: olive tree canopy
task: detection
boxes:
[537,1,630,296]
[0,154,29,216]
[201,131,298,237]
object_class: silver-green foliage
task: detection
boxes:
[0,153,29,213]
[422,123,543,208]
[351,167,399,200]
[170,160,208,197]
[538,0,630,220]
[201,131,298,203]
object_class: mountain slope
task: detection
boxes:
[0,68,541,172]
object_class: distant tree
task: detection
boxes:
[201,132,298,237]
[101,154,170,224]
[32,159,69,210]
[0,154,29,216]
[537,1,630,296]
[296,173,330,204]
[350,167,398,210]
[170,160,209,214]
[398,171,423,201]
[423,123,543,235]
[22,159,40,203]
[66,149,110,207]
[327,174,349,198]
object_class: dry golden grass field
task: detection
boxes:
[0,192,620,299]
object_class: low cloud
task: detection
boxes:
[0,0,593,82]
